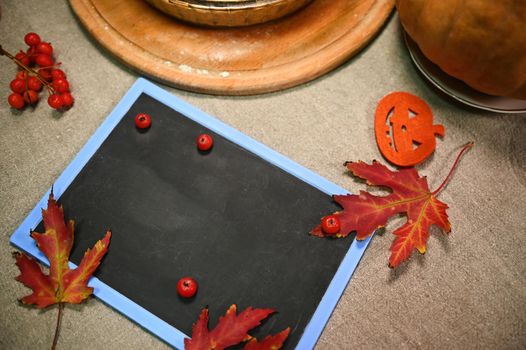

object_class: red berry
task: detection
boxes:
[60,92,74,108]
[15,51,31,66]
[135,113,151,129]
[38,68,53,82]
[51,69,66,80]
[16,71,28,80]
[8,93,25,109]
[177,277,198,298]
[321,215,341,235]
[23,90,39,105]
[35,54,54,68]
[24,32,41,46]
[26,46,38,62]
[27,76,42,91]
[10,78,26,94]
[36,42,53,56]
[196,134,213,151]
[47,94,63,110]
[52,78,69,93]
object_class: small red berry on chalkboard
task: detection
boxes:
[321,215,341,235]
[177,277,198,298]
[135,113,152,129]
[197,133,213,151]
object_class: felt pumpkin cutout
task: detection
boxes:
[375,92,444,167]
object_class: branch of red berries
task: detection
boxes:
[1,32,74,111]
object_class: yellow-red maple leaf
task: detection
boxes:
[14,192,111,308]
[311,142,472,267]
[243,328,291,350]
[185,305,290,350]
[311,160,450,267]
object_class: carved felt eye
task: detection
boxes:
[374,92,444,167]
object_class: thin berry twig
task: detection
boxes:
[0,45,56,94]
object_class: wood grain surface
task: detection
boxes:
[69,0,394,95]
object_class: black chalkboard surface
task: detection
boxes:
[31,91,356,349]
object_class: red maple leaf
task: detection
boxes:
[311,143,472,267]
[185,305,290,350]
[14,191,111,349]
[243,328,291,350]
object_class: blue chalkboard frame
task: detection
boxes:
[10,78,372,350]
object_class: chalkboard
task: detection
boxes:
[11,79,371,349]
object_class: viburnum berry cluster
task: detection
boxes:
[1,32,74,111]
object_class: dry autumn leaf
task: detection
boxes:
[311,143,472,267]
[185,304,290,350]
[14,191,111,349]
[243,328,291,350]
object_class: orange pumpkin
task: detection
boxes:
[397,0,526,100]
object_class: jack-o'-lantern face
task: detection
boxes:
[375,92,444,167]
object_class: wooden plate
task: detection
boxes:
[70,0,394,95]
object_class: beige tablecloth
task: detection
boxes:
[0,1,524,349]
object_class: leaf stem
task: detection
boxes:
[0,45,56,94]
[432,142,474,196]
[51,303,64,350]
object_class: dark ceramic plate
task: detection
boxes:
[404,32,526,114]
